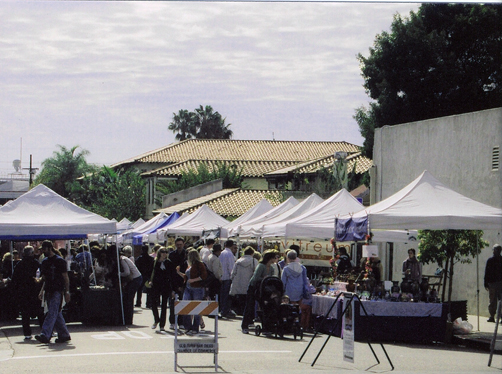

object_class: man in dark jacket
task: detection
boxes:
[11,246,44,339]
[135,245,154,307]
[168,238,187,326]
[484,244,502,322]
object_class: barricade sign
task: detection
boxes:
[174,298,219,372]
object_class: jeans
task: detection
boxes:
[41,291,70,340]
[169,289,183,325]
[123,276,143,325]
[220,279,232,316]
[182,286,205,332]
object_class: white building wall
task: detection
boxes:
[373,107,502,316]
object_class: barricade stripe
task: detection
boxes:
[175,301,219,315]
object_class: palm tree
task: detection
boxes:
[33,145,96,199]
[168,109,196,141]
[168,106,233,141]
[194,105,233,139]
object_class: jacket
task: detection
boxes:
[281,261,308,302]
[230,255,258,295]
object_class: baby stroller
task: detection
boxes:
[254,276,303,339]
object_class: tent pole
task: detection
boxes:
[115,241,125,325]
[10,241,14,277]
[477,232,480,331]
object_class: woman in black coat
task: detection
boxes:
[149,247,177,332]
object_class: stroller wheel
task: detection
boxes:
[255,325,261,336]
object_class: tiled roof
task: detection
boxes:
[154,189,285,217]
[265,152,373,176]
[113,139,361,167]
[142,159,298,178]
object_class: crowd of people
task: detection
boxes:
[0,237,320,342]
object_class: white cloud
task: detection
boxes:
[0,1,420,174]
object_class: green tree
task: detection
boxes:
[33,145,97,199]
[168,105,233,140]
[76,166,146,221]
[418,229,488,303]
[356,4,502,156]
[156,161,243,203]
[168,109,196,141]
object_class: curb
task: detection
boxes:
[0,329,14,362]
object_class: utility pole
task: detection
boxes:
[22,154,39,186]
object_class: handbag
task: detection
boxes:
[145,259,157,289]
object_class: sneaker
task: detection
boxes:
[186,330,198,336]
[55,335,71,343]
[179,325,185,330]
[169,324,175,330]
[151,323,158,329]
[35,334,50,344]
[488,317,496,323]
[242,329,249,334]
[24,336,32,340]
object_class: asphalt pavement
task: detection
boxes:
[0,305,501,374]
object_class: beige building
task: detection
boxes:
[112,139,372,218]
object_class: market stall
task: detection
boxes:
[157,205,229,239]
[0,184,118,324]
[333,170,502,338]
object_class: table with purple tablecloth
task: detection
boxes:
[312,295,447,343]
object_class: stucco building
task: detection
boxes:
[371,107,502,316]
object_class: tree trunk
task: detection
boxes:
[442,256,450,302]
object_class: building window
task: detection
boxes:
[492,146,500,171]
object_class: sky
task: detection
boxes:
[0,1,421,176]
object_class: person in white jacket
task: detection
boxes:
[230,246,258,315]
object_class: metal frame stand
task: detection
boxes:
[299,292,394,370]
[488,298,501,367]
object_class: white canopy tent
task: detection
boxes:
[116,218,132,232]
[220,198,274,238]
[335,170,502,327]
[230,196,299,238]
[157,205,229,239]
[0,184,116,240]
[262,189,363,239]
[131,218,145,229]
[239,194,324,239]
[336,170,502,241]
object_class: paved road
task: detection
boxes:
[0,306,500,374]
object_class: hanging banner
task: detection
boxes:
[342,296,355,363]
[335,217,368,242]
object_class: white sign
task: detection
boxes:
[362,245,379,258]
[175,339,218,354]
[342,297,355,363]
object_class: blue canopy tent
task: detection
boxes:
[131,212,180,245]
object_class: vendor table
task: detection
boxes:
[81,288,121,325]
[312,294,447,343]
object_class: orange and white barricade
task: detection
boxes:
[174,298,219,372]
